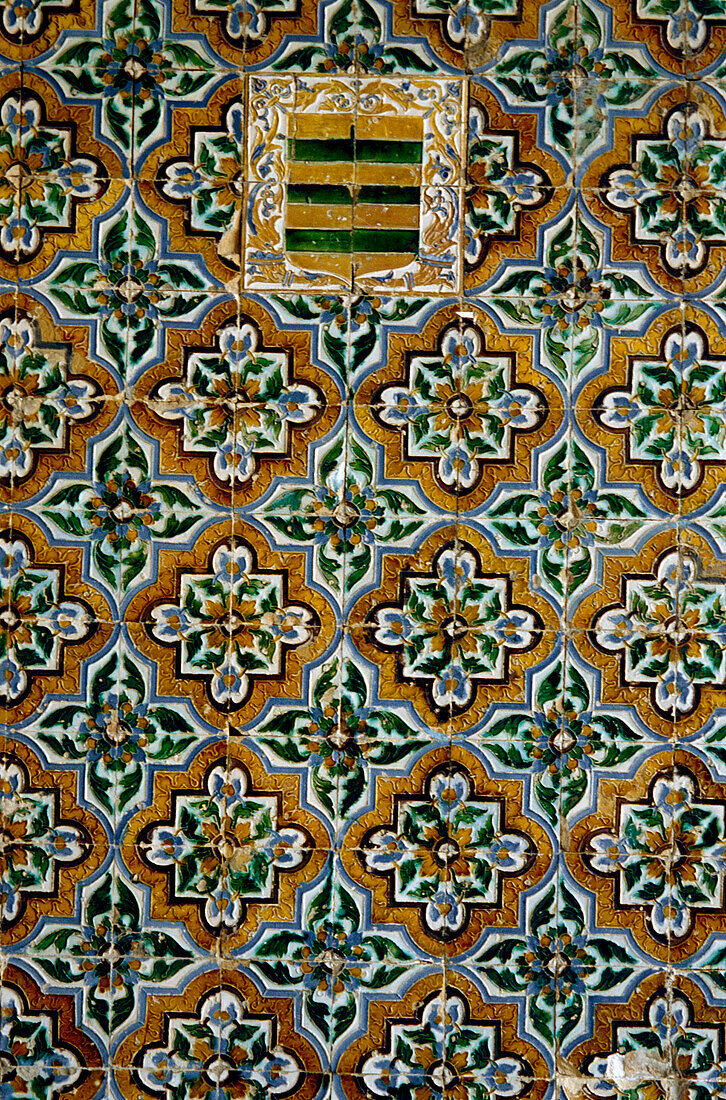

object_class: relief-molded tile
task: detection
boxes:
[465,83,567,289]
[126,521,338,732]
[610,0,697,76]
[241,858,425,1060]
[30,0,227,174]
[0,737,109,945]
[569,526,725,736]
[132,296,340,509]
[465,643,669,846]
[0,291,120,505]
[558,969,726,1100]
[8,0,726,1087]
[135,179,243,292]
[340,742,554,958]
[573,304,726,516]
[121,745,330,954]
[469,871,651,1050]
[24,867,200,1047]
[26,632,214,828]
[9,0,96,60]
[468,444,662,616]
[136,78,245,280]
[337,970,551,1100]
[247,636,446,832]
[268,291,440,402]
[580,85,726,298]
[36,413,214,611]
[172,0,317,70]
[346,521,560,733]
[257,491,438,606]
[0,74,127,286]
[0,514,114,726]
[130,186,233,295]
[354,302,562,513]
[682,2,726,75]
[114,967,327,1092]
[0,963,107,1089]
[387,0,541,73]
[560,744,726,965]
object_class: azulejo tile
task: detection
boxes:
[138,79,245,283]
[251,641,438,833]
[340,743,553,957]
[0,292,119,501]
[242,73,465,295]
[337,972,551,1100]
[30,0,226,168]
[132,296,340,507]
[0,0,96,60]
[390,0,542,70]
[582,85,726,296]
[464,85,566,288]
[11,0,726,1096]
[575,305,726,515]
[115,968,326,1099]
[0,74,125,280]
[466,645,660,840]
[560,970,726,1092]
[574,529,726,736]
[40,197,222,384]
[349,524,559,733]
[565,748,726,963]
[0,515,113,723]
[611,0,723,73]
[0,739,108,944]
[354,304,562,511]
[123,740,330,951]
[127,520,338,730]
[32,634,208,821]
[0,965,105,1090]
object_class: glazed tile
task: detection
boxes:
[8,0,726,1094]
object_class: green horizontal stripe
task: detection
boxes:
[287,184,421,206]
[356,140,421,164]
[289,138,354,161]
[288,138,422,165]
[358,185,420,204]
[285,228,419,253]
[287,184,353,205]
[286,229,352,252]
[353,228,419,251]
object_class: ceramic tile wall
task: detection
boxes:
[2,0,726,1098]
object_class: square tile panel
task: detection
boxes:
[5,0,726,1098]
[243,73,464,293]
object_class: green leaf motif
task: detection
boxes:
[33,874,193,1035]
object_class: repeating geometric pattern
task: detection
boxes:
[6,0,726,1099]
